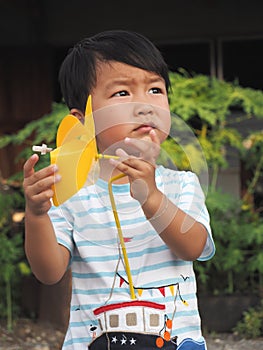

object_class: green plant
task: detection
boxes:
[241,130,263,211]
[0,103,68,329]
[194,189,263,295]
[0,102,68,180]
[0,185,28,331]
[166,70,263,191]
[233,301,263,338]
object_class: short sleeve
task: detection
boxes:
[48,204,75,257]
[178,171,215,261]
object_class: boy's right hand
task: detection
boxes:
[23,154,61,216]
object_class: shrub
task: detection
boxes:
[233,301,263,338]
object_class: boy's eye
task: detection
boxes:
[149,87,162,94]
[112,90,129,97]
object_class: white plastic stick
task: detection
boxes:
[32,143,53,155]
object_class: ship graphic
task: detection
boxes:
[87,271,202,350]
[90,299,177,349]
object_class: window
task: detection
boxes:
[150,314,160,327]
[126,313,137,326]
[109,314,119,328]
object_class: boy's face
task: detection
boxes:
[91,61,171,155]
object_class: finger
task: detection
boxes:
[110,156,152,176]
[30,187,54,203]
[122,157,156,171]
[23,154,39,178]
[124,136,160,155]
[115,148,130,160]
[24,164,58,188]
[26,188,54,214]
[109,157,136,176]
[124,137,159,166]
[31,173,61,196]
[124,137,147,153]
[149,129,160,146]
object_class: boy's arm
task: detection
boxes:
[23,154,70,284]
[111,157,207,261]
[141,188,208,261]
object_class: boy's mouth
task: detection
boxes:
[133,123,156,133]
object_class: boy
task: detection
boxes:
[23,30,215,349]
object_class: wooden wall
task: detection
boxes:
[0,47,53,177]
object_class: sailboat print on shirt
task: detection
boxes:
[89,270,206,350]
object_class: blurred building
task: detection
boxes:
[0,0,263,196]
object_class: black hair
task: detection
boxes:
[59,30,171,112]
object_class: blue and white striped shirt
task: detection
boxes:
[49,166,215,349]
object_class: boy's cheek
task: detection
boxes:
[93,104,133,134]
[158,113,171,142]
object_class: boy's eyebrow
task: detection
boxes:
[146,76,165,84]
[105,78,130,88]
[105,76,165,90]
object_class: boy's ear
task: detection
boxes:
[70,108,85,123]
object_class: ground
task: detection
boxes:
[0,318,263,350]
[0,319,64,350]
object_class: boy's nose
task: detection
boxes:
[133,103,154,117]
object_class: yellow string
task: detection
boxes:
[108,173,136,300]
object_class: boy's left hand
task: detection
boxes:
[110,129,160,204]
[122,128,160,166]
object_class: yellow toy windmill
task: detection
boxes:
[49,96,99,206]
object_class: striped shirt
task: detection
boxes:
[49,166,215,349]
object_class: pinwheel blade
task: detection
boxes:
[50,96,99,206]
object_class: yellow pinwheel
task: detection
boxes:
[50,96,103,206]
